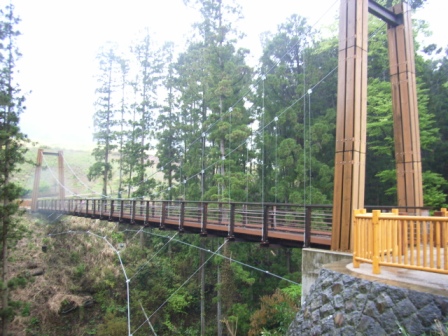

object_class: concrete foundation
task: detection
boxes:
[301,248,352,303]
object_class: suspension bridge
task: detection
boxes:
[21,2,448,335]
[28,0,427,253]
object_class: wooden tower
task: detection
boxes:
[31,149,65,211]
[331,0,423,251]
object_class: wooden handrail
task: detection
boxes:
[353,209,448,275]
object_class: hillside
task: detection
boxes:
[6,211,302,335]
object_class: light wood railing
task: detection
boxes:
[353,208,448,275]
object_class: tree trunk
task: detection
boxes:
[200,239,206,336]
[2,217,9,336]
[217,264,222,336]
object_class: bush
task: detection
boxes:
[248,289,299,336]
[97,312,127,336]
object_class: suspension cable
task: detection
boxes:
[61,153,108,198]
[41,155,76,196]
[129,0,340,193]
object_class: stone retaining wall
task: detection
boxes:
[288,263,448,335]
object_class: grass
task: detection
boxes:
[398,321,448,336]
[7,213,123,335]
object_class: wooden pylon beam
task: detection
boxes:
[331,0,369,251]
[387,3,423,211]
[31,149,43,212]
[58,150,65,200]
[331,0,423,251]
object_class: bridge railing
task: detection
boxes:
[353,208,448,275]
[35,198,333,246]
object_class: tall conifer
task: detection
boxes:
[0,5,28,334]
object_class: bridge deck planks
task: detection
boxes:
[39,207,332,248]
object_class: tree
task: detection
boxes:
[116,57,130,198]
[364,17,448,208]
[179,0,253,202]
[255,15,336,204]
[0,5,28,334]
[156,42,182,200]
[88,44,121,197]
[128,30,163,198]
[418,48,448,207]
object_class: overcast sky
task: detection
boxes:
[13,0,448,150]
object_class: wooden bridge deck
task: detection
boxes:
[36,199,333,248]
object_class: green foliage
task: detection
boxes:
[7,276,27,289]
[74,263,87,279]
[248,289,299,336]
[281,284,302,301]
[168,291,192,314]
[88,43,121,197]
[422,171,448,209]
[0,5,29,333]
[21,302,31,317]
[96,312,127,336]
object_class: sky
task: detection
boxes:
[12,0,448,150]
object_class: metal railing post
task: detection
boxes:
[304,206,312,248]
[201,202,208,236]
[92,199,96,218]
[261,205,269,246]
[228,203,235,240]
[109,200,114,221]
[179,202,185,233]
[131,200,136,224]
[160,201,167,229]
[119,200,124,223]
[144,201,149,226]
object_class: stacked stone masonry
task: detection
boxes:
[288,268,448,335]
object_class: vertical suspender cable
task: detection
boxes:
[201,132,205,201]
[182,141,186,200]
[246,135,250,203]
[261,75,266,206]
[275,117,278,203]
[302,45,307,207]
[229,108,232,202]
[308,89,312,202]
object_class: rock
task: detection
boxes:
[287,266,448,336]
[26,261,39,269]
[31,268,45,276]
